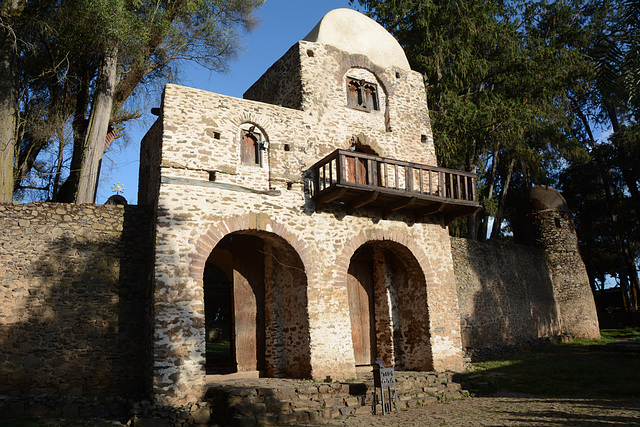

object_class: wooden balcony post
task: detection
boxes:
[313,166,319,195]
[337,151,345,184]
[406,166,414,192]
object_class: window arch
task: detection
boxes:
[240,124,264,166]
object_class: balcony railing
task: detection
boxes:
[310,149,480,223]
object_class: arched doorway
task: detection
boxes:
[347,241,433,371]
[346,136,379,185]
[204,231,311,378]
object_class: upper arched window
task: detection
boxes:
[346,77,379,112]
[240,124,263,166]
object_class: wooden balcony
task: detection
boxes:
[310,150,481,224]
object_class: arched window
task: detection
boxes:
[240,125,263,165]
[347,77,380,112]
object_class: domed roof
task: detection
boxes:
[530,186,570,212]
[303,8,411,71]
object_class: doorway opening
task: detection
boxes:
[204,231,311,378]
[347,241,433,371]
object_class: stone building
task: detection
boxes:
[0,9,601,417]
[139,8,480,405]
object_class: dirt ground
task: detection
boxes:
[307,394,640,426]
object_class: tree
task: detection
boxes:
[1,0,263,203]
[352,0,584,240]
[0,0,21,202]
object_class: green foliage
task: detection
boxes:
[353,0,640,299]
[5,0,264,202]
[206,340,231,358]
[352,0,586,239]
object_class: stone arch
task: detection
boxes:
[345,237,434,371]
[338,60,393,132]
[334,228,437,290]
[231,112,275,142]
[188,213,313,378]
[189,213,314,282]
[335,56,394,99]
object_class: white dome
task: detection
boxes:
[303,8,411,71]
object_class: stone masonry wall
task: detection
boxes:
[451,237,563,355]
[146,40,462,406]
[138,118,163,207]
[0,202,153,399]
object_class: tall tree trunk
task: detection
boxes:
[623,240,640,310]
[490,157,515,240]
[574,101,638,312]
[478,144,499,241]
[465,138,479,240]
[75,45,118,204]
[52,126,65,200]
[0,0,19,202]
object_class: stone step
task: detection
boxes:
[206,371,469,425]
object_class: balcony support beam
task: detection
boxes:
[315,187,347,211]
[382,196,417,219]
[347,191,380,214]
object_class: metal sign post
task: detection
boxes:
[373,358,399,415]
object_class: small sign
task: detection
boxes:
[373,359,399,415]
[379,367,396,388]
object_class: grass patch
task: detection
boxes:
[467,328,640,398]
[206,340,230,358]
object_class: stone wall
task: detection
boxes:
[0,202,153,399]
[0,200,598,406]
[144,37,463,406]
[139,118,163,207]
[451,237,563,356]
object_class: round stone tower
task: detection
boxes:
[530,186,600,339]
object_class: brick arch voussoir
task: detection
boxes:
[231,112,276,141]
[334,229,435,288]
[188,213,313,282]
[335,53,395,99]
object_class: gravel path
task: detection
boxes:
[306,395,640,426]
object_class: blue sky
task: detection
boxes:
[98,0,356,204]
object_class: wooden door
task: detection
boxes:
[232,236,265,372]
[242,132,259,165]
[347,249,376,365]
[347,157,368,185]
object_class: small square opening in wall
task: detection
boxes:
[287,182,293,190]
[213,132,221,140]
[208,171,216,182]
[421,135,428,144]
[555,217,561,228]
[284,144,291,151]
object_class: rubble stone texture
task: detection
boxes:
[0,202,153,398]
[138,9,599,406]
[140,9,460,406]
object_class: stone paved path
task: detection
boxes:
[297,395,640,426]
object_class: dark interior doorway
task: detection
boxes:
[204,263,233,373]
[204,231,311,378]
[346,241,433,371]
[204,234,266,375]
